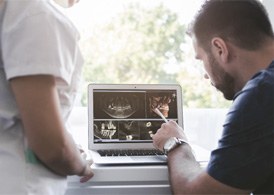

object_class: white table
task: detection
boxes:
[66,164,171,195]
[65,145,209,195]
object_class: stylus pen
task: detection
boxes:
[153,108,168,123]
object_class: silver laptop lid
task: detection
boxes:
[88,84,183,150]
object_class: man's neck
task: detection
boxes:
[230,38,274,92]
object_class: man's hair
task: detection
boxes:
[187,0,274,51]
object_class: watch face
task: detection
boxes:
[164,137,176,150]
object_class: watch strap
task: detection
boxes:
[176,138,188,145]
[164,137,188,155]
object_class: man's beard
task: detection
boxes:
[208,54,236,100]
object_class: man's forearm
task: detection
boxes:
[167,144,203,194]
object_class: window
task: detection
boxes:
[64,0,230,152]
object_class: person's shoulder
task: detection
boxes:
[4,0,63,24]
[3,0,77,35]
[6,0,48,15]
[232,63,274,109]
[244,62,274,92]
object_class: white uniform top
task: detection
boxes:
[0,0,83,194]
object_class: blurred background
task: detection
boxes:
[62,0,273,152]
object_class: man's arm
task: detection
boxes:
[10,75,93,181]
[153,120,251,194]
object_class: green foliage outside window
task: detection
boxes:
[79,3,231,108]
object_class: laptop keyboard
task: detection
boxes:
[98,149,165,157]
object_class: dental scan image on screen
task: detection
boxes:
[93,90,178,143]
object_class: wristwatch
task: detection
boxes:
[163,137,188,155]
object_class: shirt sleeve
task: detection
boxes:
[206,76,274,190]
[2,3,82,86]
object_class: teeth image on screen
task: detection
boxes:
[100,94,139,119]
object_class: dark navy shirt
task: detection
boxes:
[207,61,274,194]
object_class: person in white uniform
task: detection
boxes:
[0,0,94,194]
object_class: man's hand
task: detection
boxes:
[152,121,250,195]
[152,120,187,151]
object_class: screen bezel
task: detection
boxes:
[88,84,183,150]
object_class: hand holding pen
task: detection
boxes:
[153,108,168,123]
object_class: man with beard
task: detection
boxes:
[152,0,274,194]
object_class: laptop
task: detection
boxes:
[88,84,183,165]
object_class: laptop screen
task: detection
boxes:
[92,88,179,144]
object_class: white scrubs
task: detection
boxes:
[0,0,83,194]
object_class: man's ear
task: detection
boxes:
[211,37,229,63]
